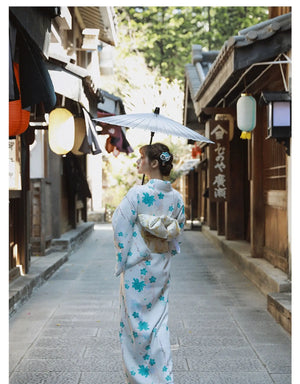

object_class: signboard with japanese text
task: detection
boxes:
[9,137,22,190]
[209,120,229,202]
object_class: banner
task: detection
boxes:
[209,120,229,202]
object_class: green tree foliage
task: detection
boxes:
[115,6,269,84]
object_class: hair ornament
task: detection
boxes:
[160,152,171,164]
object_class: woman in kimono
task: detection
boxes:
[112,143,185,384]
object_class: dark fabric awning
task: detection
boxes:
[9,8,57,112]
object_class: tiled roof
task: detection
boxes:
[185,12,291,112]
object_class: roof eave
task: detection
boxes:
[192,12,291,111]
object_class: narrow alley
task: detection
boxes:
[9,224,291,384]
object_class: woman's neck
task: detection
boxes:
[148,169,164,181]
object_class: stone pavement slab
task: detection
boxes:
[9,224,291,384]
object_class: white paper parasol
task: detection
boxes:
[94,107,214,144]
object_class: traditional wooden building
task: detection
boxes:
[183,9,291,278]
[9,7,118,278]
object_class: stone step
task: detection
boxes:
[201,225,291,333]
[9,222,94,315]
[268,292,291,334]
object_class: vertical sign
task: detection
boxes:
[9,137,22,190]
[209,120,229,202]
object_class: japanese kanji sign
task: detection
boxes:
[209,120,229,202]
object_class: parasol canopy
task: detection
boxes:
[94,107,214,144]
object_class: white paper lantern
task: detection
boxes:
[48,108,75,155]
[236,94,256,139]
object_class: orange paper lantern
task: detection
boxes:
[9,63,30,136]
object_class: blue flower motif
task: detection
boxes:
[145,345,150,350]
[138,365,149,377]
[133,331,138,338]
[166,375,172,381]
[125,283,129,289]
[132,312,139,318]
[149,276,156,283]
[143,353,150,360]
[179,222,184,228]
[142,192,155,207]
[138,321,149,331]
[130,370,136,376]
[118,232,123,237]
[128,251,133,256]
[140,268,147,275]
[117,253,122,262]
[146,302,152,309]
[150,358,156,366]
[168,205,174,212]
[177,202,181,208]
[132,278,146,292]
[162,366,167,372]
[159,295,165,301]
[118,242,124,249]
[133,231,137,237]
[158,192,164,199]
[120,321,125,328]
[131,210,136,215]
[145,260,151,266]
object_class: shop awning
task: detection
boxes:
[47,61,87,104]
[176,159,200,175]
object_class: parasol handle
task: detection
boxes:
[149,131,155,145]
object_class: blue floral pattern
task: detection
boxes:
[112,179,185,383]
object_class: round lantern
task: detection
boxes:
[236,93,256,140]
[71,117,86,155]
[48,108,75,155]
[9,62,30,136]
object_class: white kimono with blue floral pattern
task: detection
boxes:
[112,179,185,384]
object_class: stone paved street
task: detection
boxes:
[9,224,291,384]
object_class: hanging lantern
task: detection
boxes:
[48,108,75,155]
[9,63,30,137]
[71,117,86,156]
[236,93,256,140]
[191,143,202,159]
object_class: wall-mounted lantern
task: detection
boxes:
[48,108,75,155]
[260,91,291,155]
[236,93,256,140]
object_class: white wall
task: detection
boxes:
[30,130,45,179]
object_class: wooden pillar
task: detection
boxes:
[209,201,217,230]
[217,202,225,235]
[225,134,246,240]
[250,105,265,257]
[19,133,31,274]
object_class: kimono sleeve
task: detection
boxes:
[169,194,185,255]
[112,186,138,276]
